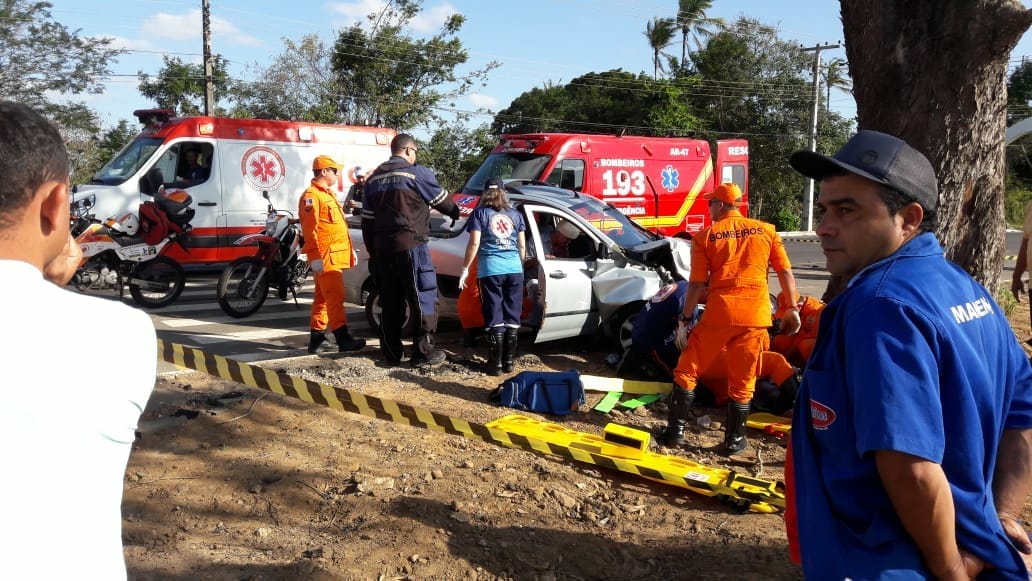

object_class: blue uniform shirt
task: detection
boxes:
[791,232,1032,579]
[467,206,525,277]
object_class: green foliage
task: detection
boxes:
[643,17,678,79]
[137,55,233,116]
[768,205,801,232]
[996,285,1018,317]
[492,70,701,135]
[675,0,725,72]
[690,17,853,224]
[232,0,496,131]
[1008,60,1032,125]
[420,119,496,192]
[1005,183,1032,228]
[0,0,123,132]
[65,119,136,185]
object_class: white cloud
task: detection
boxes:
[469,93,498,110]
[100,35,153,52]
[328,1,458,33]
[140,9,262,48]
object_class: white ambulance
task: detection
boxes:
[73,108,395,265]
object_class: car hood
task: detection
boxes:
[618,236,692,280]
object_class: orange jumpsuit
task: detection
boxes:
[672,209,792,402]
[697,350,796,405]
[299,180,355,332]
[771,295,825,368]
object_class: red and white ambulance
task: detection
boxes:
[73,109,395,265]
[460,133,749,236]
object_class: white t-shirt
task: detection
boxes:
[0,260,156,578]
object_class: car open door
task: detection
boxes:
[522,205,599,343]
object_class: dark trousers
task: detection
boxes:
[373,244,438,362]
[479,272,524,328]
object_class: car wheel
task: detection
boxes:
[363,287,417,336]
[608,303,643,350]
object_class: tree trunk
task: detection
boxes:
[838,0,1032,294]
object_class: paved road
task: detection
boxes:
[80,235,1021,375]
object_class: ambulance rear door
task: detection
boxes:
[715,139,749,211]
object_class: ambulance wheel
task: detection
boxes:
[608,302,643,350]
[129,256,185,309]
[217,257,269,318]
[363,288,417,336]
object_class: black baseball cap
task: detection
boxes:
[484,178,504,190]
[789,130,938,211]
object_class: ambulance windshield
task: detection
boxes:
[89,137,164,186]
[461,152,551,195]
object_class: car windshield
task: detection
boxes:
[561,196,661,248]
[89,137,163,185]
[460,153,552,195]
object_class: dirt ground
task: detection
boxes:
[123,300,1032,581]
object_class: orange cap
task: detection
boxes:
[704,182,743,205]
[312,155,341,171]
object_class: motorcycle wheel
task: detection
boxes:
[217,257,270,318]
[364,287,416,335]
[129,256,186,309]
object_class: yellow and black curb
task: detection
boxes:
[156,340,785,514]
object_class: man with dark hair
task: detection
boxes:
[0,101,156,577]
[362,133,461,367]
[787,130,1032,578]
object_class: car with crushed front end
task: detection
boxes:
[343,180,692,348]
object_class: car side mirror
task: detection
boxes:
[140,167,163,196]
[597,241,611,260]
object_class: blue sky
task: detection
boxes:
[45,0,1032,130]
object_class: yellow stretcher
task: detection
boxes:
[485,414,785,513]
[746,413,792,437]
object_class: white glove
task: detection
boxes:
[458,267,469,290]
[782,308,802,336]
[310,258,324,275]
[674,319,690,351]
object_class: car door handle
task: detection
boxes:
[198,201,217,207]
[549,271,567,279]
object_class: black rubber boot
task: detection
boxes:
[502,328,519,373]
[660,387,694,447]
[333,325,366,352]
[724,400,751,455]
[485,328,505,376]
[307,329,327,354]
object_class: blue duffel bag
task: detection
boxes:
[492,369,585,416]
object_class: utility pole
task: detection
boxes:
[800,42,842,231]
[202,0,214,116]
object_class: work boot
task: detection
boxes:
[307,329,327,354]
[660,386,695,447]
[332,325,366,352]
[411,349,446,368]
[502,328,519,373]
[485,328,505,376]
[724,400,751,455]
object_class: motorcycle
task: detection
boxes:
[71,185,194,309]
[216,190,310,318]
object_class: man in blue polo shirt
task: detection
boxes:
[787,130,1032,578]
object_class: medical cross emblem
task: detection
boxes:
[661,165,679,192]
[241,146,286,191]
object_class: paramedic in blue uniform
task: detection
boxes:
[362,133,461,368]
[622,280,698,377]
[787,130,1032,579]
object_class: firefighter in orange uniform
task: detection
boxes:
[662,182,801,454]
[771,294,825,368]
[300,155,365,353]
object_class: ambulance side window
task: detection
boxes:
[546,159,585,192]
[720,164,746,192]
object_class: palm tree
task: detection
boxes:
[676,0,725,71]
[822,57,853,106]
[644,17,678,79]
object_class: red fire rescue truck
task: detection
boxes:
[460,133,749,236]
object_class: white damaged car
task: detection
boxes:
[343,181,692,347]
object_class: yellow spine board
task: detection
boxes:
[156,340,784,514]
[486,415,783,513]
